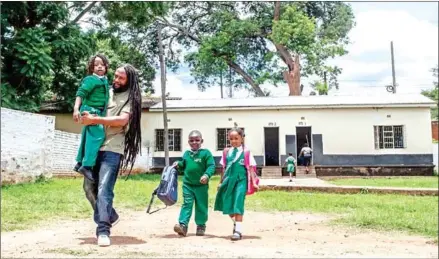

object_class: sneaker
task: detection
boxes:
[289,179,292,182]
[231,231,242,241]
[97,235,110,247]
[78,166,95,183]
[173,223,188,237]
[73,162,82,172]
[196,225,206,236]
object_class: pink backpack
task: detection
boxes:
[222,147,260,195]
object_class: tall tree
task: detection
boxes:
[422,66,439,120]
[156,2,354,96]
[1,1,165,112]
[1,2,95,111]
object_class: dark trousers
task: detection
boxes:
[83,151,121,237]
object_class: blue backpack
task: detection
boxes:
[146,166,178,214]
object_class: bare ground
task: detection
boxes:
[1,207,437,258]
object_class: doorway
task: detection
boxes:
[296,126,312,166]
[264,127,279,166]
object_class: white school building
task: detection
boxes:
[143,94,435,176]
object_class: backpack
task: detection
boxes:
[146,166,178,214]
[222,147,260,195]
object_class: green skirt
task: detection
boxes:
[287,164,295,173]
[214,175,247,215]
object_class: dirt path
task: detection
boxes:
[1,207,437,258]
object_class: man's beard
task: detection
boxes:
[113,83,129,93]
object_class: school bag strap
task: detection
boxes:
[243,147,259,196]
[222,148,229,169]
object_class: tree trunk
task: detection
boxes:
[71,1,98,24]
[159,19,265,97]
[157,24,170,167]
[273,0,301,96]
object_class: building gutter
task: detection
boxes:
[148,103,435,112]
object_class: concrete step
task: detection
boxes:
[261,167,283,179]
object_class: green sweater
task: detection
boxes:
[177,149,216,185]
[76,75,109,108]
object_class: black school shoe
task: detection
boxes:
[73,162,82,172]
[174,224,188,237]
[78,166,95,183]
[196,225,206,236]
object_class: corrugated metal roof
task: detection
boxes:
[150,94,436,111]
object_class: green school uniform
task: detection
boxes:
[177,149,215,226]
[75,75,109,167]
[214,147,248,215]
[286,156,295,173]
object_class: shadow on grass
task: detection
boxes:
[78,236,146,245]
[156,233,261,240]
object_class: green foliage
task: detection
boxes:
[161,2,355,95]
[1,2,94,112]
[1,1,164,112]
[310,81,329,95]
[421,66,438,120]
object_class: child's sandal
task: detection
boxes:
[231,231,242,241]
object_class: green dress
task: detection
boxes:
[286,156,295,173]
[75,75,109,167]
[214,148,248,215]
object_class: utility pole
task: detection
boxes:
[220,69,224,99]
[157,23,169,167]
[229,66,233,98]
[391,41,396,94]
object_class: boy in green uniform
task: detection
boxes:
[73,54,110,183]
[172,130,216,237]
[283,152,296,182]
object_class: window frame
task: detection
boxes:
[155,128,182,152]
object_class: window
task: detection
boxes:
[155,129,182,151]
[374,125,405,149]
[216,128,245,150]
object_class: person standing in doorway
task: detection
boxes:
[299,143,313,173]
[78,64,142,247]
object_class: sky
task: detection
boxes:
[150,2,438,99]
[80,2,438,99]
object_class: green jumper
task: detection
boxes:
[75,75,109,167]
[286,156,295,173]
[177,149,215,227]
[214,148,248,215]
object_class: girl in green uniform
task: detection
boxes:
[72,54,110,183]
[214,128,259,241]
[283,152,296,182]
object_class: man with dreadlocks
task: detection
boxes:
[79,64,142,247]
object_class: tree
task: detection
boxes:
[1,1,164,112]
[1,2,95,111]
[422,66,439,120]
[156,2,354,97]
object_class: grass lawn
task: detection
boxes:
[328,176,439,189]
[1,174,438,240]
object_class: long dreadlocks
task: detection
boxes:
[120,64,142,175]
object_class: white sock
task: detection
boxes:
[235,222,242,233]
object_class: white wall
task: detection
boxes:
[142,107,433,158]
[1,108,55,183]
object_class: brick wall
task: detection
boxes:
[50,130,151,176]
[432,121,438,141]
[1,108,55,184]
[51,130,81,175]
[1,108,150,183]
